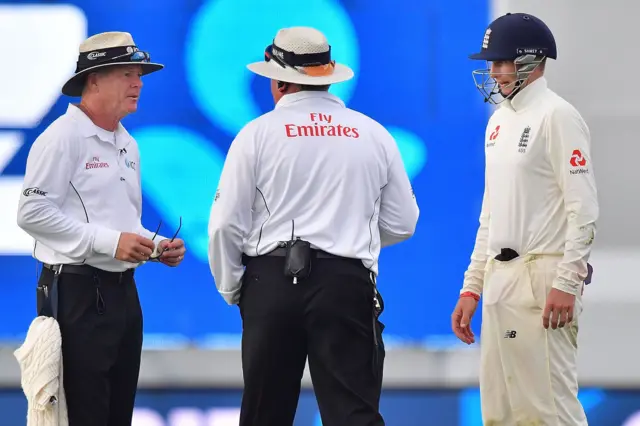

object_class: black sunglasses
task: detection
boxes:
[150,216,182,260]
[111,50,151,63]
[264,44,287,68]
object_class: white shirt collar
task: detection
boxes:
[275,91,346,109]
[66,104,127,144]
[505,76,548,112]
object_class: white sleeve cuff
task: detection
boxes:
[93,227,121,258]
[219,288,242,305]
[552,277,581,296]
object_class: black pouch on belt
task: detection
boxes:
[284,237,312,283]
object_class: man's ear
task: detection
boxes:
[277,81,289,92]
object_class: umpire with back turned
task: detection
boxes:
[208,26,419,426]
[16,31,186,425]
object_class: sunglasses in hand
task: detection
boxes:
[149,216,182,261]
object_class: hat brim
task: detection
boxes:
[61,62,164,97]
[246,60,354,85]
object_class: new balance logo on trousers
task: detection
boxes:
[504,330,517,339]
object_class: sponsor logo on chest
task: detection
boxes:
[485,124,534,153]
[85,156,110,170]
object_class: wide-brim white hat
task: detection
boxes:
[62,31,164,97]
[247,27,354,86]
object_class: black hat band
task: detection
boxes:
[75,45,150,73]
[264,41,331,69]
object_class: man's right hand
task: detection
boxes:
[115,233,155,263]
[451,295,479,345]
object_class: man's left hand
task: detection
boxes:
[157,238,186,267]
[542,288,575,330]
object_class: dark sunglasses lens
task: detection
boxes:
[264,45,272,62]
[131,51,149,62]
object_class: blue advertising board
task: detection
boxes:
[0,0,490,344]
[1,388,640,426]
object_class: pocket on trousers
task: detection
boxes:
[368,274,386,366]
[526,260,555,311]
[373,287,385,345]
[483,260,539,310]
[36,285,47,316]
[238,273,259,314]
[57,275,99,326]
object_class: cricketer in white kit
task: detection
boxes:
[451,12,599,426]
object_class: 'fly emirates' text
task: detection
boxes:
[285,113,360,139]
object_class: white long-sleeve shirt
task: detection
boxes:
[16,104,165,272]
[462,77,598,296]
[208,91,419,305]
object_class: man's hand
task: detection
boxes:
[156,238,186,267]
[452,296,479,344]
[115,233,155,263]
[543,288,576,329]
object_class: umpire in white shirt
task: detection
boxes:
[16,32,186,426]
[208,27,419,426]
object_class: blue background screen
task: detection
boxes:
[0,0,489,344]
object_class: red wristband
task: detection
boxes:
[460,291,480,302]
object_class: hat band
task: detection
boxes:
[266,42,332,64]
[75,45,151,73]
[264,43,335,77]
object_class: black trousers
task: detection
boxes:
[239,254,386,426]
[37,266,143,426]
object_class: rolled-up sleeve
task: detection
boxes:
[17,132,121,259]
[547,105,599,295]
[208,123,257,305]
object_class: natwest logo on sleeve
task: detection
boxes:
[86,156,110,170]
[569,149,589,174]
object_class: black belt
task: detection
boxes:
[242,246,344,266]
[266,246,340,259]
[42,263,134,280]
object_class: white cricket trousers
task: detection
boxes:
[479,254,588,426]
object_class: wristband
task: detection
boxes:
[460,291,480,302]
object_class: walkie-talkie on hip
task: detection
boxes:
[283,220,312,284]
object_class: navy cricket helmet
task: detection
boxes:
[469,13,557,103]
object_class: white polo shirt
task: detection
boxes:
[462,77,599,296]
[208,91,420,305]
[17,104,164,272]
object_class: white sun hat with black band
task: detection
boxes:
[62,31,164,97]
[247,27,354,86]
